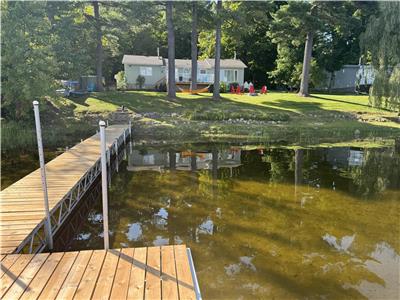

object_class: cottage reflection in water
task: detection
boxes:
[127,148,242,176]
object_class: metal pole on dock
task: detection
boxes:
[99,121,110,250]
[32,101,53,250]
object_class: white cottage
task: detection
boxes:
[122,54,247,90]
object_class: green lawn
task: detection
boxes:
[53,91,399,147]
[63,91,386,114]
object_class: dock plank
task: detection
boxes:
[0,254,20,278]
[109,248,134,300]
[38,251,79,300]
[0,254,34,297]
[0,125,128,254]
[127,247,147,299]
[0,246,198,300]
[161,245,179,300]
[55,250,93,300]
[145,246,161,299]
[73,250,106,300]
[174,245,196,300]
[3,253,49,300]
[91,249,120,300]
[20,252,64,300]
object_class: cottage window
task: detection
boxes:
[140,67,152,76]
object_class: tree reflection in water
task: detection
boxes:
[67,144,400,299]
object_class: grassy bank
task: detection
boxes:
[2,91,399,188]
[56,91,399,146]
[3,91,399,153]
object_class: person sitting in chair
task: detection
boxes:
[243,81,249,92]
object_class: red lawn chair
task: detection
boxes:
[261,85,268,94]
[236,86,242,94]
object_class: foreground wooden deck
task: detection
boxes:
[0,245,199,300]
[0,125,129,254]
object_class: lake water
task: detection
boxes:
[60,143,399,299]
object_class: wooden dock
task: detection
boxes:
[0,245,199,300]
[0,125,130,254]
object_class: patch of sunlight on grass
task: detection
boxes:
[73,97,120,113]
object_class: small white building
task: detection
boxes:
[121,54,247,90]
[317,64,376,93]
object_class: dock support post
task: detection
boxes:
[33,101,53,250]
[99,121,110,250]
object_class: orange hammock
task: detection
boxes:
[177,86,210,94]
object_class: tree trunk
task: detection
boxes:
[93,1,104,92]
[328,71,335,93]
[212,149,218,179]
[299,31,313,97]
[213,0,222,101]
[190,153,197,172]
[294,149,304,202]
[169,150,176,170]
[190,2,198,91]
[294,149,303,186]
[166,1,176,99]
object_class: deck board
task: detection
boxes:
[20,252,64,300]
[3,253,49,300]
[0,246,198,300]
[127,247,147,299]
[73,249,106,300]
[55,250,93,300]
[145,246,161,299]
[109,248,134,300]
[0,254,34,297]
[37,251,79,300]
[0,125,128,254]
[162,245,179,300]
[174,245,197,300]
[91,249,120,300]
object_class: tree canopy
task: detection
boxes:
[361,1,400,111]
[0,0,385,120]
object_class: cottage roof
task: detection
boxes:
[122,55,164,66]
[173,59,209,69]
[122,55,247,69]
[205,58,247,69]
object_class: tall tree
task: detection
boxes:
[190,1,198,91]
[213,0,222,101]
[166,1,176,99]
[45,1,95,80]
[270,2,350,96]
[1,1,56,119]
[361,2,400,111]
[299,30,314,96]
[198,1,277,87]
[92,1,104,91]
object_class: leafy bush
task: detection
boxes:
[229,82,239,91]
[115,71,127,90]
[1,120,94,154]
[220,82,227,93]
[207,82,228,93]
[369,66,400,112]
[136,75,145,89]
